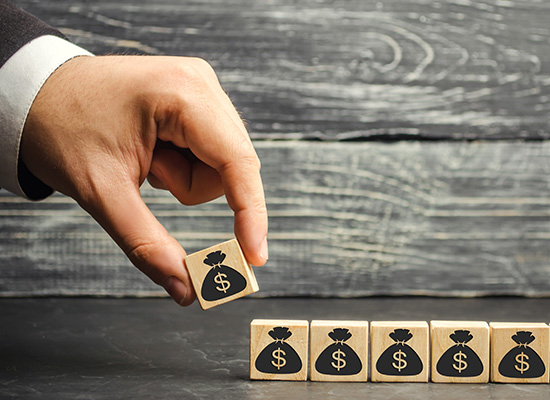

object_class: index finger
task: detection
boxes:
[174,80,268,266]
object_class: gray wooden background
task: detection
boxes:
[2,0,550,297]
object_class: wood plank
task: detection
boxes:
[1,141,550,297]
[14,0,550,140]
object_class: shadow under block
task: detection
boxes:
[370,321,429,382]
[430,321,489,383]
[490,322,550,383]
[310,321,369,382]
[250,319,309,381]
[185,238,259,310]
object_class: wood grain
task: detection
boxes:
[370,321,429,382]
[490,322,550,383]
[430,320,489,383]
[13,0,550,140]
[2,141,550,297]
[250,319,309,381]
[185,238,259,310]
[5,1,550,298]
[310,320,369,382]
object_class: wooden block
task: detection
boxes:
[250,319,309,381]
[490,322,549,383]
[370,321,429,382]
[310,320,369,382]
[185,238,259,310]
[430,321,489,383]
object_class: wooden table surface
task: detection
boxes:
[14,0,550,141]
[1,297,550,399]
[2,0,550,299]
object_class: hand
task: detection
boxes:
[20,55,268,306]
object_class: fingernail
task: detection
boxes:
[260,236,269,261]
[162,276,187,306]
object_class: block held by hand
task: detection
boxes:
[185,238,259,310]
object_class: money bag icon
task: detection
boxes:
[315,328,362,375]
[498,331,546,378]
[436,330,483,377]
[200,250,247,301]
[376,329,423,376]
[255,327,302,374]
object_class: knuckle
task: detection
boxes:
[190,56,214,71]
[126,239,168,285]
[242,152,261,171]
[128,240,158,264]
[251,197,268,216]
[236,197,267,226]
[126,238,165,280]
[188,57,219,83]
[233,137,261,170]
[220,152,261,180]
[185,57,214,78]
[166,61,205,90]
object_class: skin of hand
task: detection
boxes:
[20,55,268,306]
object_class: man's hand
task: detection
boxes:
[20,55,268,306]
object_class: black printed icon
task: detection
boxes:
[436,330,483,377]
[201,250,247,301]
[256,327,302,374]
[376,329,423,376]
[498,331,546,378]
[315,328,362,376]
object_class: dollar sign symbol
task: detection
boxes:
[271,347,287,370]
[331,349,347,371]
[214,272,231,293]
[515,352,530,375]
[392,349,407,372]
[452,351,468,374]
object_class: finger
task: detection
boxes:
[149,147,224,205]
[180,108,268,266]
[219,155,268,267]
[81,182,196,306]
[154,61,268,266]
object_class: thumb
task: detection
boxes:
[80,183,196,306]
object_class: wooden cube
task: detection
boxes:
[310,320,368,382]
[490,322,549,383]
[185,238,259,310]
[250,319,309,381]
[430,321,489,383]
[370,321,429,382]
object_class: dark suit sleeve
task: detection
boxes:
[0,1,65,68]
[0,0,66,199]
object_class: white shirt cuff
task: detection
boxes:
[0,35,93,199]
